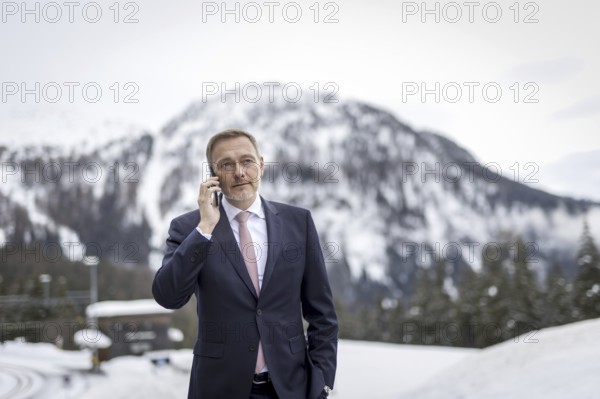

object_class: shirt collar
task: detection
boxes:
[222,194,265,223]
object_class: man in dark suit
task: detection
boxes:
[152,129,338,399]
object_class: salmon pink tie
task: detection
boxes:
[235,211,266,373]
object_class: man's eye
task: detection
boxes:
[221,162,234,170]
[242,159,253,165]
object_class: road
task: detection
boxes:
[0,363,43,399]
[0,342,89,399]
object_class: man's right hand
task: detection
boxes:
[197,176,221,234]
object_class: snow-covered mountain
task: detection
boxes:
[2,96,599,303]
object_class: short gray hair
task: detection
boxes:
[205,129,261,167]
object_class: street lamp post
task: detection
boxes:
[39,274,52,308]
[83,256,99,305]
[83,255,100,371]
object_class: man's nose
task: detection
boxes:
[234,162,245,177]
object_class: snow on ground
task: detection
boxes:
[334,340,474,399]
[86,299,174,318]
[0,363,44,399]
[399,318,600,399]
[0,340,91,399]
[0,340,470,399]
[1,318,599,398]
[80,353,191,399]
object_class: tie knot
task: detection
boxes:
[235,211,250,224]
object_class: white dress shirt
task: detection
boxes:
[196,195,268,288]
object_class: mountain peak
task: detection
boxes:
[2,96,599,304]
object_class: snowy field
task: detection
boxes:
[1,318,599,399]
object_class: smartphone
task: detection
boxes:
[210,167,219,207]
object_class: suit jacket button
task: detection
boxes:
[249,345,256,351]
[257,309,262,316]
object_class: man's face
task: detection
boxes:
[211,136,264,209]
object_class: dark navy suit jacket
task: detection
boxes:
[152,196,338,399]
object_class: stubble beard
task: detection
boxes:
[226,192,256,202]
[225,181,259,202]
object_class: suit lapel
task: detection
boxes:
[261,197,282,293]
[211,205,258,299]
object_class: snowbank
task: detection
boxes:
[400,318,600,399]
[2,318,599,398]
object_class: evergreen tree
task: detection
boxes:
[54,275,76,321]
[478,242,511,346]
[358,298,387,342]
[406,260,455,345]
[456,264,483,347]
[377,295,403,343]
[406,266,433,344]
[427,259,456,345]
[508,238,542,339]
[22,277,48,321]
[543,262,572,327]
[407,267,433,320]
[386,295,406,343]
[572,222,600,320]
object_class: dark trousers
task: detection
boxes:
[249,381,279,399]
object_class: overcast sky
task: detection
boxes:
[1,0,599,183]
